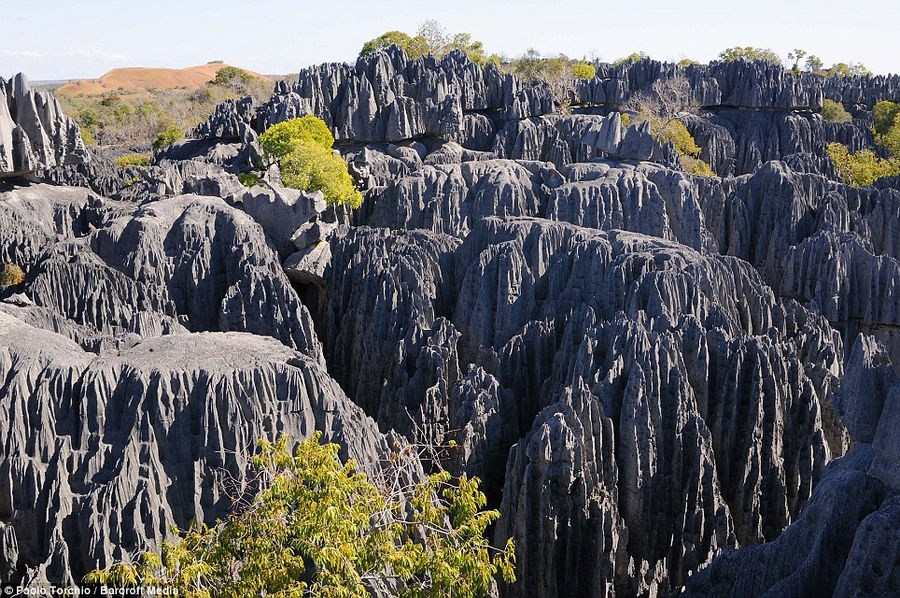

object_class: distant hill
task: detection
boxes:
[56,63,270,96]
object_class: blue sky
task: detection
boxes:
[3,0,898,81]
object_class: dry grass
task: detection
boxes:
[57,63,270,97]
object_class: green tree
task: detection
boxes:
[571,62,597,80]
[821,99,852,123]
[448,33,487,65]
[360,31,428,58]
[872,101,900,157]
[152,126,185,151]
[718,46,782,65]
[827,142,900,186]
[259,116,363,208]
[805,55,825,75]
[825,62,871,78]
[86,434,515,597]
[787,48,807,74]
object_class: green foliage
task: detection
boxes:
[821,99,852,124]
[211,66,253,87]
[684,156,716,177]
[661,119,701,158]
[827,142,900,186]
[279,143,363,208]
[718,46,782,65]
[613,51,649,67]
[259,115,335,156]
[237,172,262,187]
[0,263,25,288]
[447,32,486,65]
[80,128,96,147]
[86,434,515,597]
[873,101,900,136]
[620,113,631,128]
[871,101,900,157]
[360,31,429,58]
[360,22,490,67]
[152,126,185,151]
[824,62,871,78]
[571,62,596,80]
[259,117,362,208]
[114,153,150,169]
[677,58,697,68]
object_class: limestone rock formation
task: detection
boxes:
[0,74,88,177]
[0,311,387,584]
[685,335,899,597]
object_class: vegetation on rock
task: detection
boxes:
[827,142,900,186]
[152,126,185,151]
[85,434,514,597]
[718,46,783,65]
[113,153,151,169]
[821,99,852,123]
[259,116,363,208]
[873,100,900,156]
[0,264,26,288]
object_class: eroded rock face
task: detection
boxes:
[0,74,87,177]
[9,191,321,359]
[685,335,899,597]
[0,312,386,585]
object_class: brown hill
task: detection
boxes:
[56,63,270,96]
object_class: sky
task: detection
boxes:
[3,0,898,81]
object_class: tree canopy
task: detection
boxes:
[718,46,783,66]
[86,434,515,597]
[359,21,493,65]
[258,116,363,208]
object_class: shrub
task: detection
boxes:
[0,264,25,288]
[872,100,900,157]
[259,117,363,208]
[80,128,96,147]
[821,99,852,123]
[259,115,334,157]
[677,58,698,68]
[684,156,716,177]
[113,153,150,169]
[660,119,701,158]
[620,113,631,128]
[280,143,363,208]
[86,434,515,597]
[571,62,596,80]
[237,172,262,187]
[827,142,900,187]
[152,126,185,151]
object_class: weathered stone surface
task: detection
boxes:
[685,334,899,597]
[0,74,87,176]
[0,311,387,585]
[21,194,322,359]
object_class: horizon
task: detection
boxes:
[3,0,899,81]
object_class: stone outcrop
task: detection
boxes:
[0,74,88,177]
[0,311,387,584]
[2,48,900,596]
[685,335,899,597]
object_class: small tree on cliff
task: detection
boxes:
[85,434,515,597]
[258,116,363,208]
[626,75,714,176]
